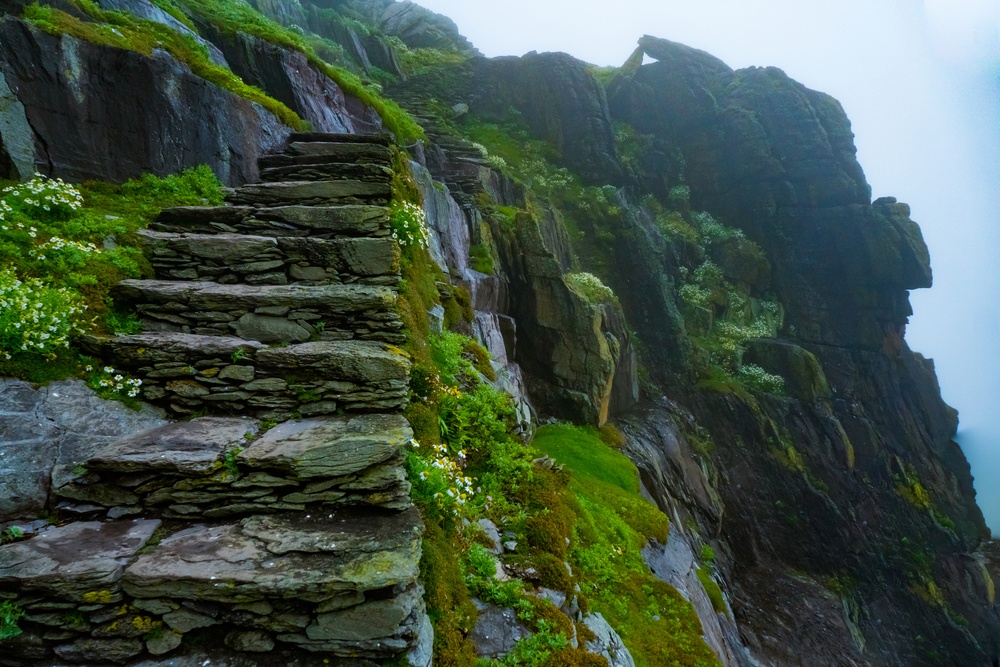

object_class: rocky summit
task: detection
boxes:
[0,1,997,666]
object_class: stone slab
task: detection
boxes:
[239,414,411,479]
[122,509,423,603]
[0,520,161,602]
[87,418,257,476]
[227,181,391,207]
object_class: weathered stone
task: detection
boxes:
[0,520,160,601]
[250,205,389,236]
[744,339,832,400]
[470,601,531,658]
[227,180,391,206]
[86,418,256,475]
[53,637,144,664]
[290,265,329,281]
[123,509,423,603]
[162,608,218,632]
[225,629,275,652]
[165,379,211,399]
[306,585,421,641]
[314,591,365,613]
[238,414,410,479]
[219,365,256,382]
[231,312,312,344]
[583,613,636,667]
[256,341,410,385]
[241,377,289,392]
[146,629,182,656]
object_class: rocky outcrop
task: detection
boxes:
[0,17,289,184]
[0,379,166,526]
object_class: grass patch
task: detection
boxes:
[533,425,719,667]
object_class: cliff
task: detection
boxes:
[0,1,996,666]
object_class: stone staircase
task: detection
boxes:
[0,134,430,667]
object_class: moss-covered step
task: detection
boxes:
[112,280,403,344]
[56,415,413,518]
[138,230,400,286]
[287,132,392,146]
[153,204,391,239]
[93,333,410,418]
[226,180,391,207]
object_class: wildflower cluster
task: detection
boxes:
[565,272,617,306]
[389,200,430,249]
[29,236,102,261]
[0,270,84,359]
[1,174,84,221]
[408,438,477,517]
[89,364,143,398]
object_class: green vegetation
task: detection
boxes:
[390,200,431,248]
[469,243,495,275]
[894,461,955,530]
[0,600,24,641]
[533,425,720,667]
[0,167,224,383]
[173,0,425,143]
[565,272,617,307]
[23,0,308,130]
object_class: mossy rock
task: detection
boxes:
[744,339,831,401]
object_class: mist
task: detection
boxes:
[413,0,1000,533]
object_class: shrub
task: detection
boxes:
[565,272,617,306]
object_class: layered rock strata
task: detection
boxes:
[0,133,429,667]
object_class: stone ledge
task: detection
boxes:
[139,231,400,286]
[227,181,391,207]
[154,205,391,239]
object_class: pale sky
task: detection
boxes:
[414,0,1000,532]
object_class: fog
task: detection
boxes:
[413,0,1000,534]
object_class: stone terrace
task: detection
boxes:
[0,134,430,667]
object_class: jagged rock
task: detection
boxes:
[239,414,411,479]
[85,418,257,475]
[380,1,476,52]
[469,601,530,658]
[583,613,635,667]
[96,0,228,67]
[0,379,166,523]
[123,508,422,602]
[0,16,288,184]
[476,519,502,555]
[204,29,384,135]
[0,519,160,601]
[743,339,832,400]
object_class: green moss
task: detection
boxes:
[0,600,24,642]
[696,567,728,616]
[174,0,424,143]
[469,243,495,275]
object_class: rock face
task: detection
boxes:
[0,17,289,185]
[0,379,166,525]
[0,133,428,666]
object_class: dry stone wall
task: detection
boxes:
[0,133,430,667]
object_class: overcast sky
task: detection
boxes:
[413,0,1000,533]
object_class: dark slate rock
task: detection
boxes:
[0,519,160,601]
[0,17,288,184]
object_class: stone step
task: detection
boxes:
[138,230,400,286]
[288,131,392,146]
[94,333,410,419]
[0,511,424,664]
[57,415,413,517]
[153,205,391,239]
[258,161,393,184]
[281,141,393,163]
[226,181,391,207]
[112,280,403,344]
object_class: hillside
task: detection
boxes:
[0,1,997,666]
